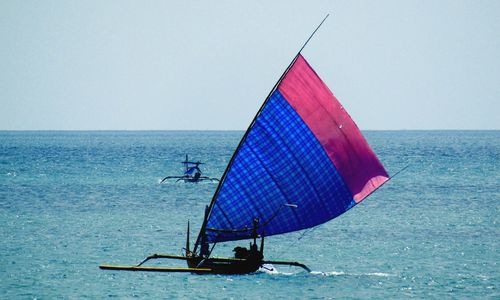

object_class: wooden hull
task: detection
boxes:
[186,256,262,275]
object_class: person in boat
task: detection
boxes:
[249,241,263,260]
[233,241,262,260]
[199,231,210,258]
[231,218,264,260]
[233,246,249,259]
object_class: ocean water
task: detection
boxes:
[0,130,498,299]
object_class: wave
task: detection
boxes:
[259,264,393,277]
[310,271,394,277]
[258,264,295,276]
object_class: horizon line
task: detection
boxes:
[0,129,499,132]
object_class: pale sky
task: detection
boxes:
[1,0,499,130]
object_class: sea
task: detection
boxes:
[0,130,498,299]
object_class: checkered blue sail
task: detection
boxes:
[204,54,389,243]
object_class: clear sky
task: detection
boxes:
[1,0,499,130]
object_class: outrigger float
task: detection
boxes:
[100,15,396,275]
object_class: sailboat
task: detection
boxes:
[160,155,219,183]
[100,15,392,274]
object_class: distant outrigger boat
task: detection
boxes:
[100,15,396,275]
[160,155,219,183]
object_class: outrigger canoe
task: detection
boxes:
[100,14,397,275]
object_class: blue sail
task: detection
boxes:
[203,55,388,243]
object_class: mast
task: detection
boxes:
[193,14,330,254]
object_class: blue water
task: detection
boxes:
[1,131,498,299]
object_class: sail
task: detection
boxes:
[204,54,389,243]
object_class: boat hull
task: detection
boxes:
[186,255,262,274]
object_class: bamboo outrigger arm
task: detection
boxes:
[137,253,190,266]
[262,260,311,272]
[136,253,250,266]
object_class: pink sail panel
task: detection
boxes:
[278,54,389,202]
